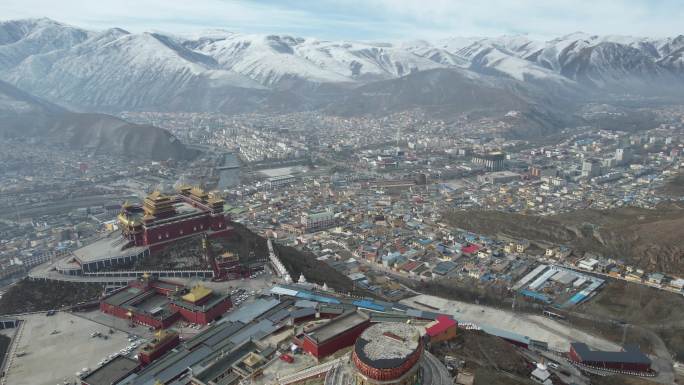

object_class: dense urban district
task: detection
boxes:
[1,105,684,385]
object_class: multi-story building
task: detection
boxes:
[472,151,505,171]
[301,210,335,233]
[581,158,602,178]
[615,148,631,165]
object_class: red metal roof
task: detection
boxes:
[400,261,422,272]
[461,244,481,254]
[426,315,457,337]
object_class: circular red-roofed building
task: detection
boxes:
[351,323,424,385]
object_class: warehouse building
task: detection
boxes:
[80,356,139,385]
[569,343,651,372]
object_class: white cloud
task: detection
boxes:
[0,0,682,40]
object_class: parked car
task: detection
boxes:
[279,354,294,363]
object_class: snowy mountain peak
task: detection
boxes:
[554,31,596,42]
[1,18,684,114]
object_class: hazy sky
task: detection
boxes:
[2,0,683,40]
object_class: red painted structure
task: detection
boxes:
[425,315,458,343]
[169,297,232,325]
[298,311,371,359]
[352,341,423,382]
[99,278,232,329]
[112,188,235,278]
[138,331,180,366]
[118,188,232,252]
[213,252,242,280]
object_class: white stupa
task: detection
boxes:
[298,273,307,284]
[531,362,553,385]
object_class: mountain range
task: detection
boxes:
[1,18,684,138]
[0,79,196,160]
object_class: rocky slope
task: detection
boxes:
[444,205,684,274]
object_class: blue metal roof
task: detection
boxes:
[519,289,552,303]
[480,324,531,345]
[295,291,341,304]
[352,299,385,312]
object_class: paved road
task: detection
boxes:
[422,351,453,385]
[324,363,353,385]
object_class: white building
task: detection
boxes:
[301,210,335,233]
[578,258,599,271]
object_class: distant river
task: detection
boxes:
[217,152,240,190]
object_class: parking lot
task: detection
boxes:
[404,294,620,352]
[4,312,132,385]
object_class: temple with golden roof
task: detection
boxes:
[116,187,229,252]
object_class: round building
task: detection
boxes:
[351,323,424,385]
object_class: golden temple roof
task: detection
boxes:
[243,352,263,367]
[190,186,208,198]
[146,190,172,201]
[182,285,213,303]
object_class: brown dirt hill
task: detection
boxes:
[661,171,684,197]
[431,329,534,385]
[590,374,665,385]
[444,205,684,274]
[222,222,368,296]
[0,279,103,315]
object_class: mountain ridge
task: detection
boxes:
[0,79,196,160]
[1,18,683,137]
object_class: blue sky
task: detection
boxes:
[1,0,682,40]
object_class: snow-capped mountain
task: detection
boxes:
[0,18,91,70]
[0,18,683,115]
[183,32,445,87]
[444,33,684,89]
[3,25,272,112]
